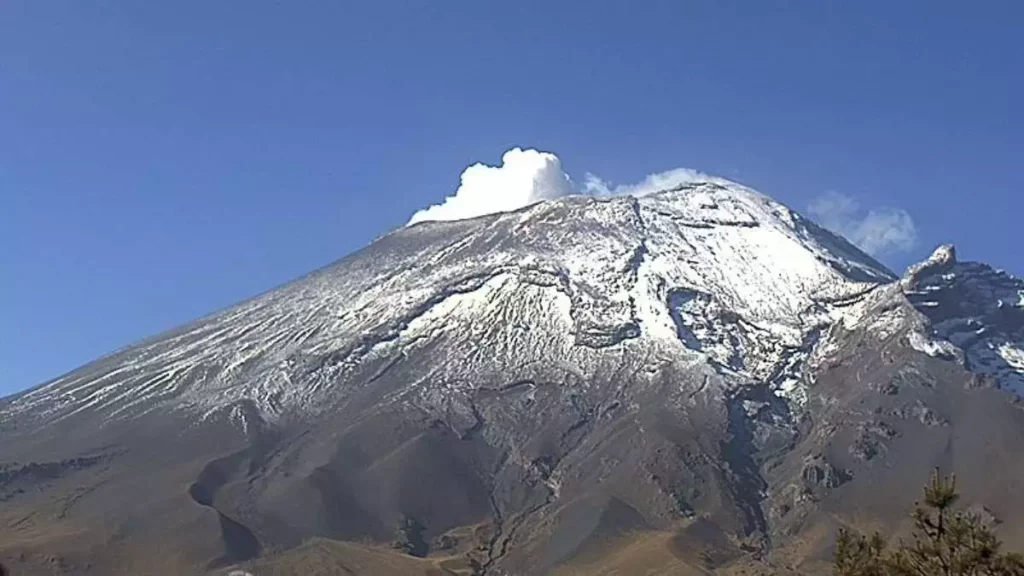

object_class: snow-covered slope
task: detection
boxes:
[902,245,1024,396]
[3,179,897,425]
[8,176,1024,576]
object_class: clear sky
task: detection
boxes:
[2,2,1022,396]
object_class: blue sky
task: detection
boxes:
[2,2,1022,395]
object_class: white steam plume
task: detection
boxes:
[581,168,719,197]
[808,191,917,257]
[409,148,728,225]
[408,148,574,225]
[408,148,916,259]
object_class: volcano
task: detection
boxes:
[3,179,1023,575]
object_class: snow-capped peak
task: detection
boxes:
[3,179,901,422]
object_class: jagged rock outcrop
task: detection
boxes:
[903,244,1024,395]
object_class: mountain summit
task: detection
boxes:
[2,178,1023,575]
[5,180,892,422]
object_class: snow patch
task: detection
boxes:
[996,344,1024,396]
[774,377,807,406]
[908,331,959,359]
